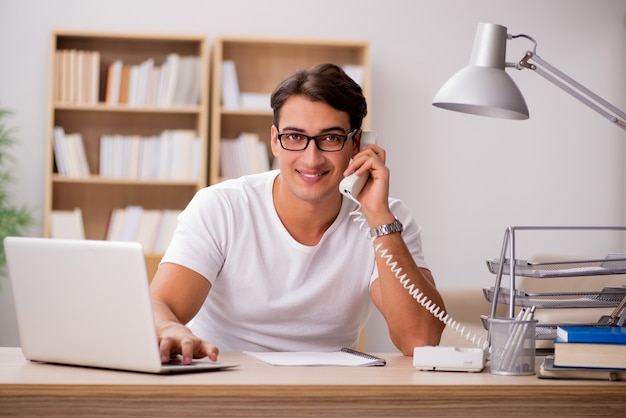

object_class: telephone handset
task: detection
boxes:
[340,130,488,371]
[339,130,377,199]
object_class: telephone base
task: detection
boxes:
[413,346,486,372]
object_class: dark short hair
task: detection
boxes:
[270,63,367,131]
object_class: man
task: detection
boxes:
[150,63,445,364]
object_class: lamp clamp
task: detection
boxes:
[518,51,536,71]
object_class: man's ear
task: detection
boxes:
[270,125,280,157]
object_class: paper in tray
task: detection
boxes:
[486,257,626,278]
[482,286,626,309]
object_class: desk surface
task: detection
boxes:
[1,347,625,417]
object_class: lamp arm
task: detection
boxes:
[516,51,626,129]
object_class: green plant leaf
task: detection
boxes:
[0,108,35,272]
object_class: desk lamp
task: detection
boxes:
[433,23,626,359]
[432,22,626,129]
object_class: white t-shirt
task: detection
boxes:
[161,170,428,352]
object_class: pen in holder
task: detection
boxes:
[488,307,537,376]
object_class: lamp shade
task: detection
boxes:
[432,23,529,120]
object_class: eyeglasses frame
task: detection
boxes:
[276,129,359,152]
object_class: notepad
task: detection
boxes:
[244,348,386,367]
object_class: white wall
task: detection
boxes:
[0,0,624,350]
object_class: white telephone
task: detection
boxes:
[339,130,377,199]
[340,130,488,372]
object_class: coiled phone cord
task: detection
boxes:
[347,201,489,350]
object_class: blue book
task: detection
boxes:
[556,326,626,344]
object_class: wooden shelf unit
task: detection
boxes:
[45,31,209,278]
[209,36,370,185]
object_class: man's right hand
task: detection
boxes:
[157,320,219,364]
[150,262,216,365]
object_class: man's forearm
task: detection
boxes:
[373,235,446,354]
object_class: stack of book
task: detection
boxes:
[54,127,201,181]
[219,132,270,179]
[106,206,181,254]
[54,49,101,105]
[104,53,201,106]
[539,325,626,381]
[99,129,200,181]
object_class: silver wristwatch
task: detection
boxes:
[368,218,403,239]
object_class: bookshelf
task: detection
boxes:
[45,31,209,280]
[209,36,370,185]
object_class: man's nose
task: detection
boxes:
[301,139,325,162]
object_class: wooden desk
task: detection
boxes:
[1,347,625,417]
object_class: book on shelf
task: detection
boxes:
[69,133,91,177]
[239,92,271,110]
[116,205,144,242]
[219,133,270,180]
[138,135,158,179]
[106,207,126,242]
[74,49,84,104]
[99,130,200,181]
[54,50,65,103]
[54,49,100,105]
[238,132,260,175]
[172,56,201,106]
[54,50,64,102]
[106,206,181,254]
[118,64,131,104]
[218,137,237,179]
[164,129,200,180]
[553,338,626,369]
[135,58,155,106]
[105,60,123,105]
[102,54,200,107]
[134,209,163,253]
[66,50,77,103]
[186,56,202,105]
[52,127,90,178]
[221,60,241,109]
[126,64,141,105]
[124,58,161,106]
[86,50,100,104]
[52,126,69,175]
[152,209,180,253]
[145,65,162,106]
[556,325,626,344]
[62,133,83,176]
[539,355,626,381]
[50,208,85,240]
[157,53,180,106]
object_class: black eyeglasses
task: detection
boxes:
[277,129,357,152]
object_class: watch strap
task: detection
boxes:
[367,218,403,239]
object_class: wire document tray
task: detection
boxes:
[484,226,626,340]
[483,286,626,309]
[486,257,626,278]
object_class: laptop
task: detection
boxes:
[4,236,238,374]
